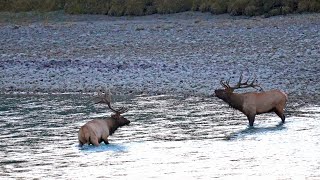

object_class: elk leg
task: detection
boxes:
[103,139,109,145]
[247,115,255,127]
[79,141,84,147]
[102,135,109,145]
[90,136,100,146]
[274,108,285,123]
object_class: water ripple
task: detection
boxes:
[0,94,319,179]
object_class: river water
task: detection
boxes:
[0,94,319,179]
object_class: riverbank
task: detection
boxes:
[0,12,319,104]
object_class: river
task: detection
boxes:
[0,94,319,179]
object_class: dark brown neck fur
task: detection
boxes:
[224,93,244,112]
[107,119,119,135]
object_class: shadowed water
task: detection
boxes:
[0,94,319,179]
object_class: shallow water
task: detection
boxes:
[0,94,319,179]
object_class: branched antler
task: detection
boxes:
[220,73,264,92]
[94,87,128,115]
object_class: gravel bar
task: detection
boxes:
[0,12,319,103]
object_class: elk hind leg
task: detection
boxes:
[274,107,285,123]
[89,136,100,146]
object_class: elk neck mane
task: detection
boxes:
[107,118,120,135]
[224,92,244,112]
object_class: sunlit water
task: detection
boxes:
[0,94,319,179]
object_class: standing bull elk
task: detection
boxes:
[214,74,288,126]
[78,88,130,146]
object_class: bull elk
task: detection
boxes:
[214,74,288,126]
[78,88,130,146]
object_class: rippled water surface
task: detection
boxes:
[0,94,319,179]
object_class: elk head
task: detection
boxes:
[94,87,130,126]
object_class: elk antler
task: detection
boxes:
[94,87,128,115]
[220,73,264,92]
[220,77,231,89]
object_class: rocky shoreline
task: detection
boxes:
[0,12,319,103]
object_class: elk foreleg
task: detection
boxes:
[103,139,109,144]
[247,114,255,127]
[79,141,83,147]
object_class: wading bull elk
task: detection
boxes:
[214,74,288,126]
[78,88,130,146]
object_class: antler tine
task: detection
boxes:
[220,80,224,87]
[250,75,257,84]
[227,77,232,87]
[239,73,243,83]
[114,105,129,115]
[94,88,104,104]
[244,74,250,84]
[220,78,231,89]
[249,76,264,91]
[229,74,264,91]
[220,80,227,88]
[246,75,256,87]
[234,73,243,88]
[118,106,129,114]
[94,87,129,115]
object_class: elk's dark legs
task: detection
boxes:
[281,115,285,123]
[275,109,285,123]
[103,140,109,144]
[102,135,109,145]
[247,115,255,127]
